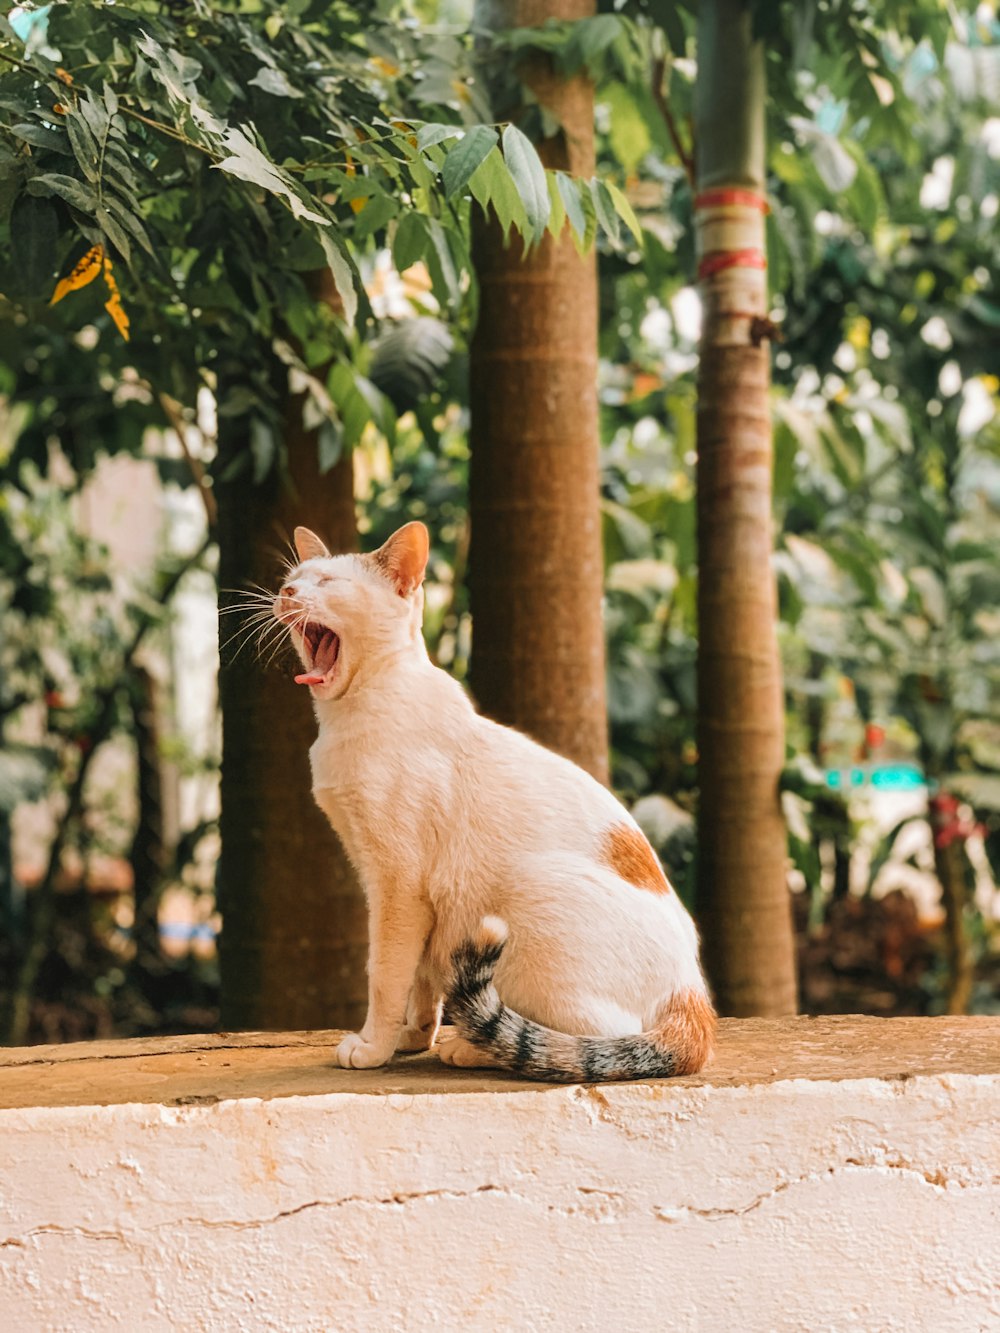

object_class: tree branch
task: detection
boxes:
[157,391,218,532]
[651,56,696,188]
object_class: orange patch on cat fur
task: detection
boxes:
[654,989,717,1075]
[600,822,672,896]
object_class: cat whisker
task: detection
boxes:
[219,605,273,625]
[262,612,309,667]
[221,620,276,662]
[220,586,276,602]
[219,590,276,610]
[220,603,292,660]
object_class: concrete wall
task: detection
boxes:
[2,1016,999,1331]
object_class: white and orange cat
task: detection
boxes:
[272,520,715,1081]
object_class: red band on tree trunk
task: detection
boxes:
[694,188,770,212]
[697,249,767,279]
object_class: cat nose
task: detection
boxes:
[281,583,298,598]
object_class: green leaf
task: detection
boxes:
[249,66,304,98]
[214,127,327,226]
[424,216,460,308]
[96,205,131,263]
[392,210,428,273]
[319,231,358,327]
[416,123,464,150]
[354,372,396,442]
[601,84,651,175]
[32,172,98,212]
[66,114,100,183]
[546,171,566,239]
[317,419,343,473]
[501,123,550,243]
[78,93,110,145]
[369,316,453,411]
[606,182,643,248]
[555,171,586,243]
[573,14,629,71]
[10,123,71,154]
[843,141,884,232]
[469,145,527,238]
[441,125,498,199]
[353,191,398,243]
[590,178,620,246]
[327,361,371,450]
[249,417,276,483]
[101,193,154,256]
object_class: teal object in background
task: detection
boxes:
[825,764,925,792]
[8,5,51,43]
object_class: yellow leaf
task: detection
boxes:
[370,57,399,78]
[104,294,130,341]
[389,120,418,149]
[343,158,366,212]
[50,245,104,305]
[55,67,74,86]
[102,257,130,341]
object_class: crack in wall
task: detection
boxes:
[652,1158,1000,1223]
[4,1157,998,1254]
[0,1186,515,1249]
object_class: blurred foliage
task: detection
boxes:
[2,0,999,1036]
[0,0,637,490]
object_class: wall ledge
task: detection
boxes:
[3,1016,999,1330]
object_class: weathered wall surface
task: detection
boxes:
[2,1016,999,1332]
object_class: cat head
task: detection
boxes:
[273,521,429,701]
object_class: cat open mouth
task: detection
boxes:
[294,621,340,687]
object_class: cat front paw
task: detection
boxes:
[335,1032,393,1069]
[396,1021,439,1053]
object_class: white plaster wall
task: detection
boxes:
[2,1072,999,1332]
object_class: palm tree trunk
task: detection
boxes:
[468,0,608,784]
[217,275,367,1032]
[694,0,797,1015]
[929,790,974,1015]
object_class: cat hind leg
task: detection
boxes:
[397,968,443,1053]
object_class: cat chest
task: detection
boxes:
[312,761,452,862]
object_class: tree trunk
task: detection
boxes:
[694,0,797,1015]
[929,791,974,1015]
[468,0,608,784]
[128,665,168,977]
[217,275,367,1032]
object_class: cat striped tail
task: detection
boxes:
[446,917,716,1083]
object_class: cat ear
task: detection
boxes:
[371,522,429,597]
[294,526,330,562]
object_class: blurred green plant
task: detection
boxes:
[2,0,999,1032]
[0,470,214,1042]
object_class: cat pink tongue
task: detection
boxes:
[294,629,339,686]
